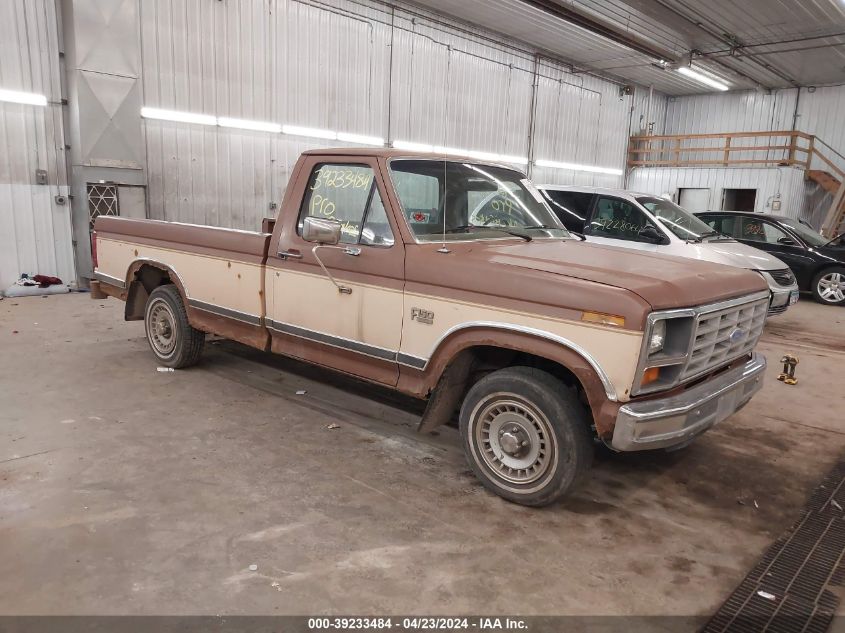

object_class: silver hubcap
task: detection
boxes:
[148,300,177,356]
[473,395,554,485]
[818,272,845,303]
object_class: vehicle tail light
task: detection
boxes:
[91,231,98,268]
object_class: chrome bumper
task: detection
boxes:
[611,353,766,451]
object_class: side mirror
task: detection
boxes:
[777,236,797,246]
[302,216,341,245]
[638,224,665,244]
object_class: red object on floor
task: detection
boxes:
[32,275,63,288]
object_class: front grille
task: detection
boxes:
[769,268,795,287]
[682,295,769,381]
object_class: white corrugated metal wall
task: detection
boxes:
[139,0,654,229]
[0,0,75,290]
[630,86,845,222]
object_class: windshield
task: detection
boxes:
[778,218,828,247]
[637,196,723,241]
[389,159,570,242]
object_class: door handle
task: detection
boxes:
[344,247,362,256]
[278,249,302,260]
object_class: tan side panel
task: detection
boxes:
[271,269,403,350]
[402,292,643,400]
[97,238,264,317]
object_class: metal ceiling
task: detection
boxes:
[407,0,845,94]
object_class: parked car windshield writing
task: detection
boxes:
[390,159,569,242]
[637,196,722,242]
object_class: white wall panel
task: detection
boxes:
[628,166,807,219]
[0,0,75,290]
[139,0,653,229]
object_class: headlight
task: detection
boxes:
[648,319,666,355]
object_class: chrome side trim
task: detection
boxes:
[93,271,126,289]
[188,299,261,326]
[421,321,619,401]
[267,320,397,363]
[396,352,427,369]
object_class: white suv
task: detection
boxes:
[534,186,799,315]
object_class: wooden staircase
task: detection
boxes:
[628,130,845,237]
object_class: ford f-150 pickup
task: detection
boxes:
[91,148,770,506]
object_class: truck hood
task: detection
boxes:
[405,239,767,319]
[676,238,789,271]
[484,239,768,310]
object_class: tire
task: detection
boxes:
[811,267,845,306]
[144,285,205,368]
[459,366,593,507]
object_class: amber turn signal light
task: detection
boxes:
[581,311,625,327]
[641,367,660,386]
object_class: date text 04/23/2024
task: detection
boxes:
[307,617,528,630]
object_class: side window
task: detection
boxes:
[391,170,440,229]
[740,217,789,244]
[589,196,658,242]
[701,215,736,237]
[541,190,592,232]
[299,164,394,247]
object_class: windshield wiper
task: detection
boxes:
[444,225,473,234]
[486,228,532,241]
[444,225,532,241]
[691,230,720,243]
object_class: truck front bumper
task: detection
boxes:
[611,353,766,451]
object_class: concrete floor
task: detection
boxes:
[0,292,843,616]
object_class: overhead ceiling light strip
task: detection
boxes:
[535,159,623,176]
[0,88,48,106]
[218,116,282,133]
[393,140,528,165]
[676,66,730,91]
[141,107,217,126]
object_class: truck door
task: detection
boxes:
[266,156,403,386]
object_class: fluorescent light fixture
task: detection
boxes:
[535,159,624,176]
[337,132,384,146]
[0,89,48,106]
[394,140,528,165]
[677,66,729,91]
[393,140,434,152]
[141,107,217,126]
[282,125,337,140]
[218,117,281,133]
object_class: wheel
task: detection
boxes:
[144,285,205,368]
[811,267,845,306]
[459,366,593,507]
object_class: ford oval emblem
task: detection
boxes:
[729,328,745,344]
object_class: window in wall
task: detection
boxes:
[88,183,119,229]
[722,188,757,212]
[298,164,394,247]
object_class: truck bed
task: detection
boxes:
[93,216,272,349]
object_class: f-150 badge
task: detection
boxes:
[411,308,434,325]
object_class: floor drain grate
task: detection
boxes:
[703,457,845,633]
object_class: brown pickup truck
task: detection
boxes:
[91,148,770,506]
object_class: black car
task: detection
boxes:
[695,211,845,306]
